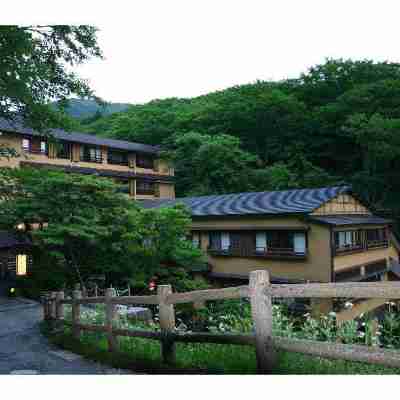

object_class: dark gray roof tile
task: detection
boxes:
[139,186,351,217]
[0,118,159,155]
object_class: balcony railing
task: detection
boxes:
[208,246,307,259]
[108,158,129,166]
[136,188,155,196]
[366,239,389,250]
[80,155,103,164]
[334,240,388,256]
[334,244,364,255]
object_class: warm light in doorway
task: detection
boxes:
[16,254,27,276]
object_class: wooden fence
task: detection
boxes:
[43,270,400,373]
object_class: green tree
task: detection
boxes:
[165,132,259,196]
[0,167,204,292]
[0,25,102,129]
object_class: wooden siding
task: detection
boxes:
[311,194,371,215]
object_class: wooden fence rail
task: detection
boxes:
[43,270,400,373]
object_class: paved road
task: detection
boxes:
[0,297,130,374]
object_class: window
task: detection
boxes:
[334,230,362,252]
[136,154,154,169]
[221,232,230,251]
[191,233,201,248]
[366,228,388,249]
[208,230,307,258]
[80,145,102,163]
[108,149,129,165]
[268,231,294,251]
[255,232,267,253]
[22,138,47,154]
[208,232,232,252]
[136,180,155,195]
[22,138,30,151]
[57,142,71,159]
[16,254,27,276]
[209,232,222,250]
[293,232,306,254]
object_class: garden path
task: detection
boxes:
[0,297,131,374]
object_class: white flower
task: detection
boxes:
[358,332,365,338]
[344,301,353,309]
[328,311,336,317]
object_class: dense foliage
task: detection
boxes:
[47,300,400,374]
[51,99,130,120]
[0,168,205,295]
[0,25,102,130]
[80,58,400,226]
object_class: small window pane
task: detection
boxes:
[22,139,30,151]
[221,232,230,250]
[294,233,306,254]
[256,232,267,252]
[192,233,200,248]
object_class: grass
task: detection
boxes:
[41,321,400,374]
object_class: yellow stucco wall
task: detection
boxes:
[158,183,175,199]
[193,217,333,282]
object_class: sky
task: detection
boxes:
[6,1,400,104]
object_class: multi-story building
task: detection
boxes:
[0,118,175,200]
[142,186,400,320]
[0,118,175,294]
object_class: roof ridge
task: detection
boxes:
[170,185,351,202]
[0,117,160,154]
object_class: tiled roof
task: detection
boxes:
[139,186,351,217]
[309,215,392,226]
[0,231,31,249]
[0,118,160,155]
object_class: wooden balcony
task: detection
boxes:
[366,239,389,250]
[208,246,307,260]
[334,262,388,282]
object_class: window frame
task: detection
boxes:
[80,145,103,163]
[136,153,154,169]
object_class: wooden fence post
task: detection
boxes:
[43,294,51,320]
[72,289,82,340]
[249,270,276,373]
[105,287,118,352]
[50,291,57,320]
[56,291,64,321]
[158,284,176,364]
[94,283,98,298]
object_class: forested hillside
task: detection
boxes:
[79,59,400,223]
[52,99,130,120]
